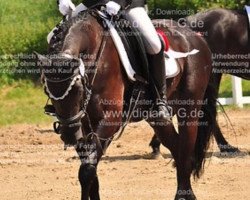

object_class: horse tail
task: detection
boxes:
[192,76,217,179]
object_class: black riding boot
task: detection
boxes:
[150,46,172,121]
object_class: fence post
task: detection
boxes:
[232,76,243,108]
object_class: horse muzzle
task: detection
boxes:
[60,126,84,146]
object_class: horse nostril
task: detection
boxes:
[60,132,73,144]
[74,128,84,141]
[59,128,81,146]
[60,134,66,142]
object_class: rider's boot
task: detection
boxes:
[150,44,172,121]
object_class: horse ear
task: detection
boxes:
[34,51,51,67]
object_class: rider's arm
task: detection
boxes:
[105,0,134,15]
[57,0,76,16]
[111,0,133,9]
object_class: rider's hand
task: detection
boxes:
[58,0,76,16]
[106,1,121,16]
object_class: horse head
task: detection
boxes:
[35,9,110,146]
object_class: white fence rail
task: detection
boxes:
[218,76,250,107]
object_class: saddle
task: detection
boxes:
[108,17,150,82]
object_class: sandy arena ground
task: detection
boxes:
[0,109,249,200]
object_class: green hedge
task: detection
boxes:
[0,0,248,84]
[0,0,61,84]
[0,0,247,55]
[147,0,247,19]
[0,0,62,55]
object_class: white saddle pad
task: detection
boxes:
[164,53,179,78]
[164,49,200,78]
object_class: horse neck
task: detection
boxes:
[62,16,103,58]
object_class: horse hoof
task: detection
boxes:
[175,190,197,200]
[143,152,164,160]
[174,195,197,200]
[219,144,240,153]
[151,152,164,160]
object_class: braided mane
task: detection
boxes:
[48,10,94,54]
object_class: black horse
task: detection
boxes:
[150,8,250,155]
[36,8,216,200]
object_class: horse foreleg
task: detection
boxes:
[150,122,179,162]
[76,134,105,200]
[78,163,98,200]
[89,176,100,200]
[79,114,121,199]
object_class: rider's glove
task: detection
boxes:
[106,1,121,16]
[58,0,76,16]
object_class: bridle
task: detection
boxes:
[43,26,107,136]
[42,9,132,158]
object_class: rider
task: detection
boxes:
[58,0,171,121]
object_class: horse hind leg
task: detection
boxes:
[174,108,199,200]
[212,73,239,153]
[214,120,240,153]
[174,85,216,200]
[150,121,197,200]
[150,110,199,200]
[149,133,162,158]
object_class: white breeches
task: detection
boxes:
[124,7,162,55]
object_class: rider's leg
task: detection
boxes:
[124,7,171,120]
[149,41,171,121]
[124,7,161,54]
